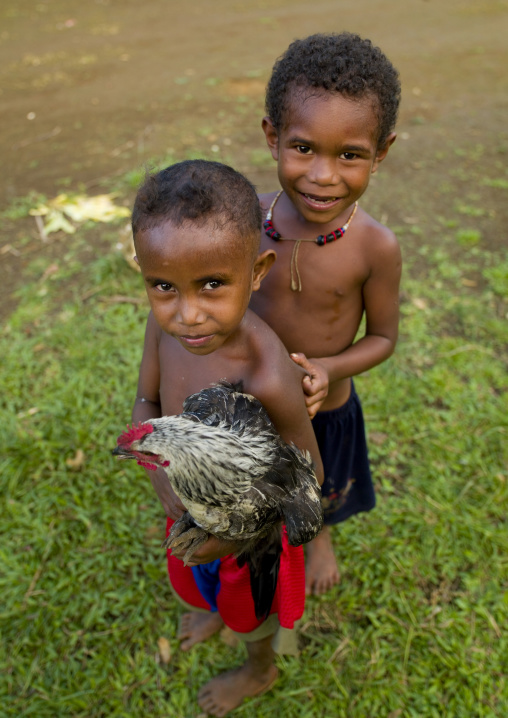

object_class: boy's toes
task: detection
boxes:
[305,527,340,595]
[177,612,224,651]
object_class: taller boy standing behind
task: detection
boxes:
[250,32,402,595]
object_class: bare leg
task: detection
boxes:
[197,633,278,717]
[178,612,224,651]
[305,525,340,595]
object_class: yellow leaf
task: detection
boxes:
[29,205,49,216]
[29,193,130,233]
[66,449,85,470]
[56,194,130,223]
[43,210,76,234]
[157,637,171,664]
[412,297,427,310]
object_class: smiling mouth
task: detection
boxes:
[302,193,339,204]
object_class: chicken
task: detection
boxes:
[113,381,323,620]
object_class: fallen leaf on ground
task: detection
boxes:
[29,193,130,234]
[66,449,85,470]
[40,263,59,282]
[412,297,427,310]
[157,637,171,664]
[17,407,39,418]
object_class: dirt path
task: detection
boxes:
[1,0,507,314]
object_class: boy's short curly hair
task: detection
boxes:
[266,32,401,147]
[132,160,261,246]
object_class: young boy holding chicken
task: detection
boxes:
[249,32,403,595]
[130,159,324,716]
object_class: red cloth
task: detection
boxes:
[166,517,305,633]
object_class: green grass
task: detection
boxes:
[1,181,507,717]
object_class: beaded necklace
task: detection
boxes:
[264,191,358,291]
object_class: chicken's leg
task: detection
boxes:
[162,512,209,565]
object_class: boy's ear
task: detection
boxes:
[372,132,397,173]
[252,248,276,291]
[262,117,279,160]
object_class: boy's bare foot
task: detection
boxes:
[178,611,224,651]
[197,663,278,717]
[305,526,340,595]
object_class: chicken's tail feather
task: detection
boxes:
[238,526,283,622]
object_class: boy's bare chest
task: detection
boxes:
[251,236,369,354]
[157,337,247,415]
[274,235,365,285]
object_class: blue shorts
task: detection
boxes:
[311,381,375,525]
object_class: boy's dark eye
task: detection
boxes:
[156,282,173,292]
[341,152,357,161]
[204,279,223,290]
[296,145,312,155]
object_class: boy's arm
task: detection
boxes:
[252,362,324,487]
[292,232,402,417]
[132,312,187,520]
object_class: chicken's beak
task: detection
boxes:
[112,446,135,459]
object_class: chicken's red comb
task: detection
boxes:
[117,421,153,446]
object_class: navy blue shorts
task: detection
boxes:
[311,381,375,525]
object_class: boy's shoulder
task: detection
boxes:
[355,206,401,262]
[357,206,398,245]
[242,309,302,394]
[244,308,296,369]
